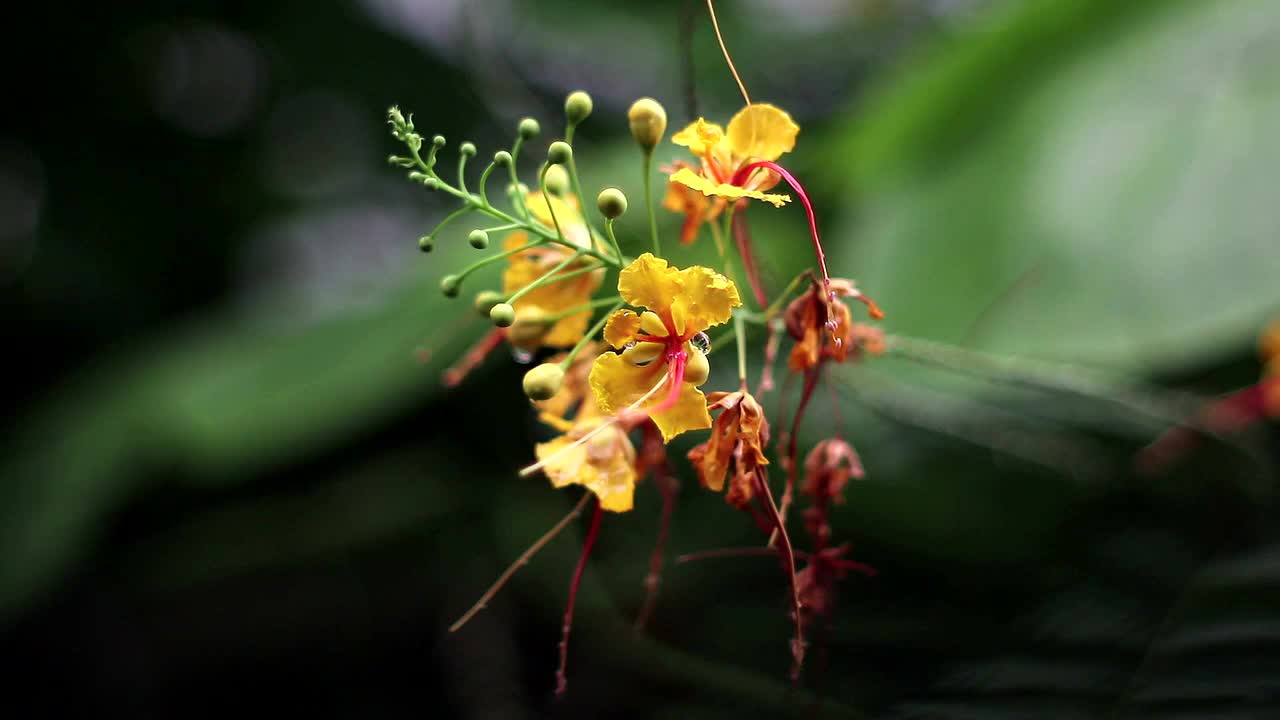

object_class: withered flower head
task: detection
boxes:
[801,438,864,546]
[784,279,883,372]
[687,390,769,508]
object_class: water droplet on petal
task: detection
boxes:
[512,348,534,364]
[690,332,711,354]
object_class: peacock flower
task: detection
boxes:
[669,104,798,210]
[502,191,604,350]
[589,253,741,442]
[687,390,770,508]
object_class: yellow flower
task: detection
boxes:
[502,191,604,349]
[669,104,798,208]
[535,413,638,513]
[589,254,742,442]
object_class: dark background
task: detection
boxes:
[4,0,1280,717]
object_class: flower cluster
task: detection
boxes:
[387,24,885,692]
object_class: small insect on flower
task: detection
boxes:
[589,253,742,442]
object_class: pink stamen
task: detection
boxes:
[731,160,832,289]
[556,497,603,695]
[650,350,688,415]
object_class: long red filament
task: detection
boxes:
[731,160,831,287]
[732,211,769,309]
[555,497,603,695]
[651,350,688,415]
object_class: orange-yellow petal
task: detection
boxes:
[526,191,592,251]
[535,420,637,512]
[617,253,683,316]
[671,118,725,156]
[671,167,789,208]
[603,309,643,349]
[589,352,711,443]
[670,265,741,336]
[725,104,799,162]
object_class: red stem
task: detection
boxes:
[635,461,676,633]
[782,367,822,527]
[555,497,603,695]
[731,160,831,287]
[443,328,506,387]
[732,211,769,309]
[753,469,805,680]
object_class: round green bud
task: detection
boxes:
[460,141,477,157]
[564,91,593,124]
[432,135,446,148]
[597,187,628,219]
[417,235,434,252]
[628,98,668,151]
[544,164,570,196]
[468,229,489,249]
[493,150,512,167]
[473,290,504,316]
[423,177,439,191]
[522,363,565,401]
[685,344,710,386]
[518,117,540,140]
[489,302,516,327]
[547,141,572,166]
[440,274,461,298]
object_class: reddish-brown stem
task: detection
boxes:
[758,320,782,395]
[732,211,769,309]
[730,160,830,287]
[635,462,677,633]
[1136,378,1277,475]
[771,367,821,546]
[443,328,506,387]
[676,546,784,564]
[831,558,878,576]
[555,497,603,696]
[753,469,805,680]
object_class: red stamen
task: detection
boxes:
[650,350,688,415]
[703,149,726,184]
[731,160,831,288]
[443,328,507,387]
[555,497,603,695]
[732,211,769,309]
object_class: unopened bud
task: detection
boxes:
[565,91,593,125]
[493,150,512,167]
[518,117,540,140]
[459,141,477,157]
[597,188,628,219]
[440,274,461,298]
[468,229,490,249]
[544,164,570,196]
[432,135,446,148]
[627,98,667,151]
[473,290,504,316]
[523,363,566,401]
[547,141,572,166]
[685,345,710,386]
[417,235,434,253]
[423,177,439,191]
[489,302,516,327]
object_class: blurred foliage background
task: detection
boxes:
[4,0,1280,717]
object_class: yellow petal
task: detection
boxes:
[603,309,642,349]
[671,118,725,156]
[617,253,682,316]
[671,168,789,208]
[526,191,592,250]
[589,352,711,443]
[670,265,741,336]
[535,421,637,513]
[725,104,799,162]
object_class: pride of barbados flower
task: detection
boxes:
[590,253,741,442]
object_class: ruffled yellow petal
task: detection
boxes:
[725,104,799,162]
[671,118,725,156]
[589,352,712,443]
[669,265,741,336]
[617,252,683,316]
[671,167,789,208]
[535,420,636,513]
[603,309,643,349]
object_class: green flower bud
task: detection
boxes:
[493,150,512,167]
[628,98,668,151]
[440,274,461,298]
[685,344,710,386]
[387,106,406,127]
[432,135,446,148]
[544,164,570,196]
[423,177,439,191]
[489,302,516,327]
[523,363,565,401]
[547,141,572,166]
[460,141,477,157]
[417,235,434,253]
[565,91,593,124]
[518,118,540,140]
[468,229,490,249]
[473,290,504,316]
[597,187,628,219]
